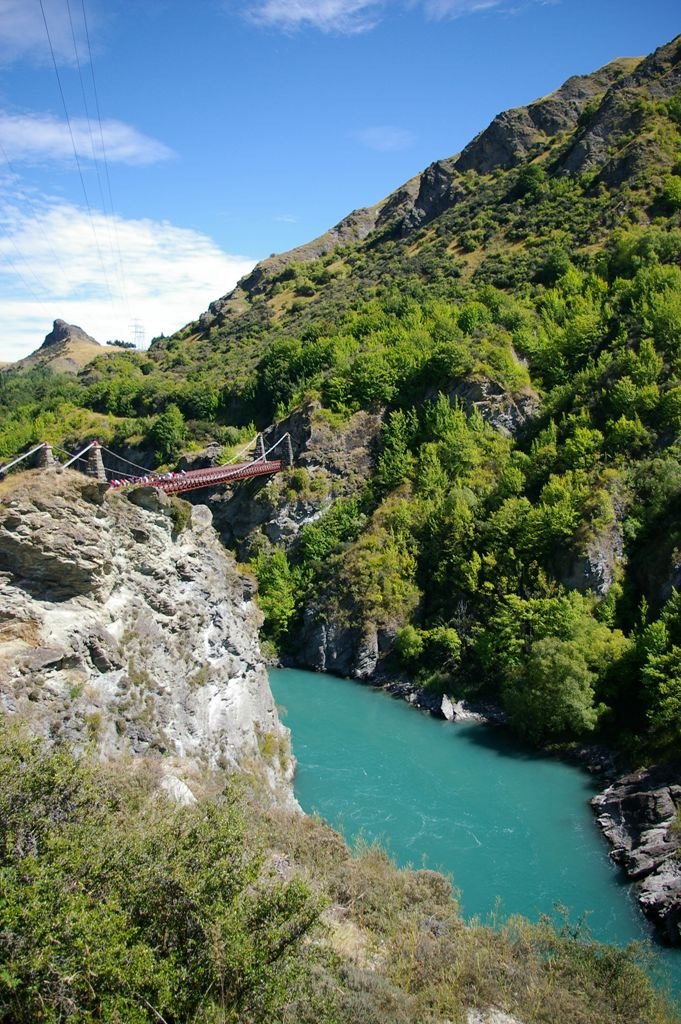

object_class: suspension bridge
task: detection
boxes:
[0,433,293,497]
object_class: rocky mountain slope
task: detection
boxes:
[0,469,294,804]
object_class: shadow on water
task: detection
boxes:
[444,714,591,778]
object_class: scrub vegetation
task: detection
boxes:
[0,726,677,1024]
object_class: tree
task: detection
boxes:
[147,403,186,463]
[642,648,681,753]
[252,548,299,648]
[503,637,600,744]
[376,408,417,492]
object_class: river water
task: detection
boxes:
[269,666,680,998]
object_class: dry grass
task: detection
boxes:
[14,338,113,376]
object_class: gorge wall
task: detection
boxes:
[0,470,295,805]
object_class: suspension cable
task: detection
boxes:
[98,446,153,474]
[79,0,131,318]
[61,440,96,469]
[261,433,291,460]
[0,442,46,473]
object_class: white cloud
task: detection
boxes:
[274,213,297,223]
[0,111,174,166]
[0,200,256,361]
[244,0,382,33]
[0,0,85,65]
[418,0,510,17]
[240,0,543,32]
[354,125,415,152]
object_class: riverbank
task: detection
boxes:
[593,766,681,946]
[378,672,681,948]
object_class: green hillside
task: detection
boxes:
[2,35,681,760]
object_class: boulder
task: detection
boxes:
[592,765,681,944]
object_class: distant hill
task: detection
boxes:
[4,319,112,375]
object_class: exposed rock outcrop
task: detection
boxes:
[558,521,625,598]
[0,471,295,805]
[456,57,639,175]
[204,402,381,558]
[558,38,681,184]
[592,765,681,945]
[41,318,97,349]
[444,377,539,437]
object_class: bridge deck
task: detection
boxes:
[130,459,283,496]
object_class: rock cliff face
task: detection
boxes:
[197,402,382,559]
[455,58,640,175]
[592,766,681,945]
[0,471,294,805]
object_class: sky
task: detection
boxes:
[0,0,679,361]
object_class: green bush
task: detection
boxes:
[0,727,325,1024]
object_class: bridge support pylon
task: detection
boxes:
[282,434,293,468]
[36,443,56,469]
[86,441,107,483]
[255,434,266,460]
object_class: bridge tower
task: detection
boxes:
[255,434,266,460]
[86,441,107,483]
[35,443,56,469]
[282,434,293,468]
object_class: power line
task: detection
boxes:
[79,0,131,320]
[67,0,130,318]
[65,0,107,216]
[38,0,116,308]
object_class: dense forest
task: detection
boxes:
[2,37,681,764]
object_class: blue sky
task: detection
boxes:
[0,0,679,360]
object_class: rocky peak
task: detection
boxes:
[5,318,107,376]
[41,318,98,349]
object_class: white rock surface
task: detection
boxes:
[467,1009,525,1024]
[0,471,295,805]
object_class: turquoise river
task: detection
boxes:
[269,666,681,999]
